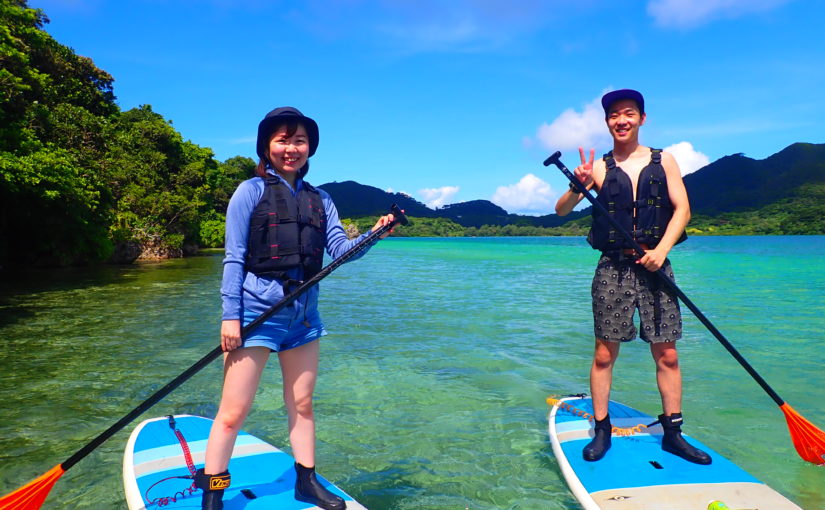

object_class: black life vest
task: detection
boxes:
[246,177,326,280]
[587,149,687,253]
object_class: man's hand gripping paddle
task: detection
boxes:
[543,151,825,465]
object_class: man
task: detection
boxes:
[554,89,710,465]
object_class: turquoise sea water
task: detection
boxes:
[1,236,823,509]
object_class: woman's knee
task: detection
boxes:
[215,406,250,433]
[287,392,315,419]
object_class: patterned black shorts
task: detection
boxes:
[591,255,682,344]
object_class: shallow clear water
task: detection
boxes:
[1,237,823,509]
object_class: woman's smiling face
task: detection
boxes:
[268,123,309,179]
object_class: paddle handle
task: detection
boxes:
[544,153,786,407]
[61,204,407,471]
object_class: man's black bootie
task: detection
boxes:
[294,462,347,510]
[658,413,712,465]
[583,415,612,461]
[194,468,230,510]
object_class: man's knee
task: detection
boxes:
[653,344,679,370]
[593,340,618,369]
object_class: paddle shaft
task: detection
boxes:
[544,152,785,407]
[61,204,407,471]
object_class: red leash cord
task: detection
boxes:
[143,416,200,507]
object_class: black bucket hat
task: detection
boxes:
[256,106,320,163]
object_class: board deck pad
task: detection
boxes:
[124,415,367,509]
[548,395,802,510]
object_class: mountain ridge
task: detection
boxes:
[319,142,825,227]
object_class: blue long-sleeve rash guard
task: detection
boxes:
[220,173,373,321]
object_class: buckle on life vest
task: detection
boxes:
[282,278,303,293]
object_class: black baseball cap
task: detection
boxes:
[601,89,645,116]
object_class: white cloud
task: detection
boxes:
[664,141,710,176]
[297,0,556,54]
[647,0,792,29]
[378,19,487,53]
[373,0,556,53]
[387,188,414,198]
[491,173,555,215]
[536,97,609,154]
[419,186,460,209]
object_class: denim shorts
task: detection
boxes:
[591,255,682,344]
[241,304,327,352]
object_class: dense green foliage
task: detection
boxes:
[1,1,116,265]
[0,1,249,267]
[342,215,591,238]
[687,183,825,235]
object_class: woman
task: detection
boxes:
[195,107,395,510]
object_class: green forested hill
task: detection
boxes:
[681,142,825,235]
[322,144,825,237]
[318,181,590,229]
[318,181,436,218]
[684,143,825,215]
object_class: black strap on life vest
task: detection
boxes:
[604,154,619,248]
[633,148,663,241]
[588,152,634,253]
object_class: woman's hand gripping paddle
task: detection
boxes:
[0,205,408,510]
[545,151,825,465]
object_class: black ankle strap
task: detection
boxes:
[195,469,231,491]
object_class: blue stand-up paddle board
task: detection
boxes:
[123,415,367,509]
[548,395,802,509]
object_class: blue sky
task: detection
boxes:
[32,0,825,215]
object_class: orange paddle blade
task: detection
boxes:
[0,464,64,510]
[780,403,825,465]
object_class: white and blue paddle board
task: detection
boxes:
[548,395,802,509]
[123,415,366,509]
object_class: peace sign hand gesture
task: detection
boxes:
[574,147,595,188]
[555,147,595,215]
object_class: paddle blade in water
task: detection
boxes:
[0,464,64,510]
[780,403,825,465]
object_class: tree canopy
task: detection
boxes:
[0,0,250,267]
